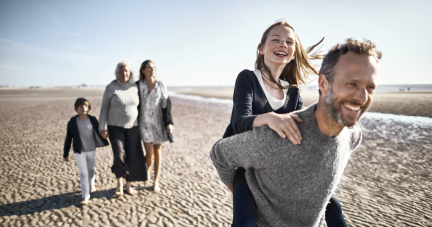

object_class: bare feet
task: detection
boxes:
[126,186,137,195]
[90,186,97,194]
[115,186,123,196]
[154,182,161,192]
[80,197,89,205]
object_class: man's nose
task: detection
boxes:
[353,86,368,104]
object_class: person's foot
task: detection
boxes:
[154,182,161,192]
[80,197,90,205]
[115,186,123,196]
[126,186,137,195]
[90,186,97,194]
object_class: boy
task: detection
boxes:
[63,98,109,205]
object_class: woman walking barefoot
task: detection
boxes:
[137,60,173,192]
[99,60,147,196]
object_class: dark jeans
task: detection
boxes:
[231,168,348,227]
[108,126,147,181]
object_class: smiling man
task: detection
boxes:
[210,39,381,227]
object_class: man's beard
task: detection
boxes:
[324,85,368,127]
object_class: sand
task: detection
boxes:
[0,88,431,226]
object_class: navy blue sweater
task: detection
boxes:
[223,69,304,138]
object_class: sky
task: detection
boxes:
[1,0,431,87]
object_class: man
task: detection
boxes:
[210,39,381,227]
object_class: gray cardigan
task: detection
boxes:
[210,104,362,227]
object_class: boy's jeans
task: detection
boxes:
[74,150,96,199]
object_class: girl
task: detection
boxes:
[224,21,347,227]
[137,60,174,192]
[63,98,109,205]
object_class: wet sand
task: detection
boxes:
[0,88,431,226]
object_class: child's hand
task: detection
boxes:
[100,130,109,139]
[64,157,69,162]
[264,112,303,145]
[167,124,174,133]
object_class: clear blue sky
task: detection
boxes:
[1,0,431,87]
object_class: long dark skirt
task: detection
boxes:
[108,125,147,181]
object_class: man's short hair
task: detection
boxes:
[319,38,382,85]
[74,97,91,110]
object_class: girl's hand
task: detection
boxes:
[64,157,69,162]
[100,130,109,139]
[257,112,303,145]
[167,124,174,133]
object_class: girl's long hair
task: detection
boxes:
[255,21,324,89]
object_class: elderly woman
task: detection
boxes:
[99,60,147,196]
[137,60,173,192]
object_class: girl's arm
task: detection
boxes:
[63,121,72,160]
[232,71,302,144]
[231,71,259,134]
[252,112,302,145]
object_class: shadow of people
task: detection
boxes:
[0,189,119,217]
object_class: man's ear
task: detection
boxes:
[318,74,329,96]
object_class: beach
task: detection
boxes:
[0,88,431,226]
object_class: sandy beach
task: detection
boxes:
[0,88,431,226]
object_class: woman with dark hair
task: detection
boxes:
[137,60,173,192]
[99,60,147,196]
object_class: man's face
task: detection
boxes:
[323,52,379,127]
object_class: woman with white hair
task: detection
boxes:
[99,60,147,196]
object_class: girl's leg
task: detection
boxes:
[325,196,348,227]
[232,167,256,227]
[74,152,90,200]
[144,142,154,184]
[153,144,162,192]
[86,150,96,192]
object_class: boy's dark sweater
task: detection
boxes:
[63,115,109,158]
[223,69,304,138]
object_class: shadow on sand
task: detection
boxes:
[0,189,121,217]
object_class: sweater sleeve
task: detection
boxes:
[98,84,112,132]
[210,126,279,186]
[63,120,72,158]
[231,70,258,134]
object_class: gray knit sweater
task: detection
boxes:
[99,79,139,132]
[210,104,362,227]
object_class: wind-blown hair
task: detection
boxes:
[255,21,324,89]
[115,60,134,84]
[319,38,382,85]
[139,60,154,81]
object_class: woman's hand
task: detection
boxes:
[253,112,302,145]
[100,130,110,139]
[167,124,174,134]
[63,157,69,162]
